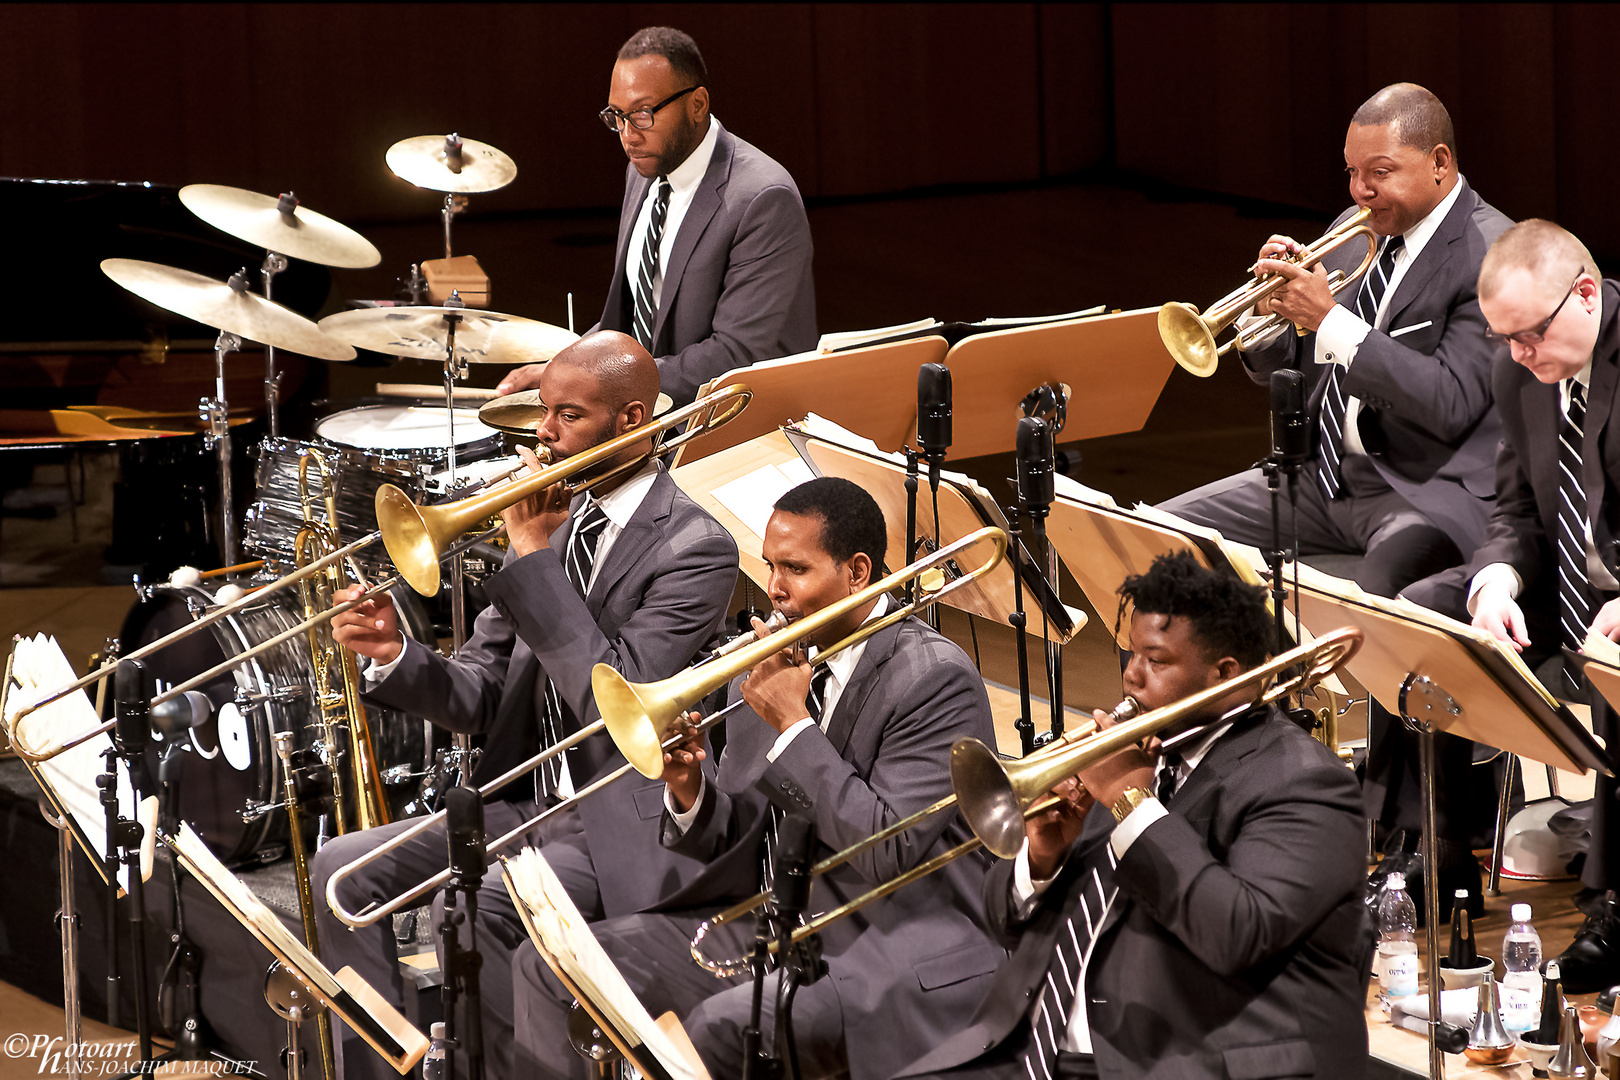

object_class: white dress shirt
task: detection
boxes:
[625,117,724,320]
[1009,717,1234,1053]
[667,594,890,830]
[1467,360,1619,611]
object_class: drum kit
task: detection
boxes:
[89,131,583,865]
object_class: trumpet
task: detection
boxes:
[1158,207,1379,376]
[324,528,1006,930]
[688,625,1363,976]
[379,383,751,595]
[597,525,1009,780]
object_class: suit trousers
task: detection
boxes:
[312,797,599,1080]
[512,910,848,1080]
[1158,464,1462,598]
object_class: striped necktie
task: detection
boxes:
[761,667,832,891]
[536,501,612,798]
[1317,234,1405,499]
[1559,381,1594,661]
[631,178,671,351]
[1019,845,1119,1077]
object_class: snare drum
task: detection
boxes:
[119,582,434,865]
[243,404,503,580]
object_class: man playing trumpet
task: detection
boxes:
[899,552,1370,1080]
[513,477,1005,1080]
[312,331,739,1080]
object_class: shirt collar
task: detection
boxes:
[1562,361,1594,413]
[583,459,660,530]
[1155,715,1235,783]
[663,117,722,195]
[1397,174,1464,264]
[810,592,888,692]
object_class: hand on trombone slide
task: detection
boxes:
[1252,233,1336,333]
[662,711,708,813]
[331,583,405,666]
[1025,706,1154,879]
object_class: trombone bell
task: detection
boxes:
[949,738,1029,859]
[594,665,686,780]
[376,485,452,596]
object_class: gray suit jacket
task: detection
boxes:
[661,615,1006,1080]
[365,465,739,916]
[1242,178,1511,556]
[596,122,817,406]
[900,707,1372,1080]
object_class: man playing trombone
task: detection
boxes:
[1160,83,1511,909]
[512,477,1006,1080]
[898,551,1370,1080]
[311,331,740,1080]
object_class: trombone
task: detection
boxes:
[1157,207,1379,377]
[323,526,1008,930]
[379,383,752,595]
[688,625,1363,976]
[596,525,1010,780]
[6,384,752,764]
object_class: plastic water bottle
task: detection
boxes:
[1376,871,1419,1009]
[422,1022,447,1080]
[1501,903,1544,1033]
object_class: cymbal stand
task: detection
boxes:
[443,195,467,261]
[261,233,291,439]
[439,295,470,654]
[442,134,468,260]
[202,285,246,564]
[40,799,84,1080]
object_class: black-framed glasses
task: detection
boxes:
[599,86,701,133]
[1485,268,1585,346]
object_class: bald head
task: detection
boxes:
[1479,219,1601,303]
[548,330,660,415]
[1353,83,1457,161]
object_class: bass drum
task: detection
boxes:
[119,581,435,866]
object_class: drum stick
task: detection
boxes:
[200,560,264,579]
[374,383,501,402]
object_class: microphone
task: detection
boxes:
[771,814,816,921]
[445,785,486,887]
[916,363,952,490]
[114,660,153,762]
[1269,369,1311,469]
[1016,416,1055,520]
[151,692,213,738]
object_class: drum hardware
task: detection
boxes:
[100,258,357,563]
[263,961,314,1080]
[179,184,383,440]
[689,627,1364,977]
[1157,206,1379,376]
[374,382,753,596]
[38,796,85,1080]
[385,133,518,264]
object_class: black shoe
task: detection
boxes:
[1552,894,1620,995]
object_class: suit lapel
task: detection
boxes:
[654,126,733,349]
[822,615,902,755]
[1585,284,1620,554]
[583,468,673,616]
[1382,180,1472,328]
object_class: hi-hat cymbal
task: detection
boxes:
[101,259,357,362]
[318,305,577,365]
[179,185,382,269]
[478,387,675,436]
[386,134,517,194]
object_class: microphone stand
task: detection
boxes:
[110,660,155,1063]
[1015,414,1063,745]
[1003,504,1037,757]
[441,786,486,1080]
[742,816,823,1080]
[1264,369,1310,689]
[914,363,953,626]
[903,447,921,607]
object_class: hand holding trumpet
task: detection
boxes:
[1251,234,1337,332]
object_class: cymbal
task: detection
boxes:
[318,305,577,365]
[478,387,675,435]
[101,259,357,362]
[179,184,382,268]
[386,134,517,194]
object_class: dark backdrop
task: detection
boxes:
[5,2,1615,254]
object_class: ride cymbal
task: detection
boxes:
[318,306,576,366]
[100,259,357,362]
[386,134,517,194]
[179,184,382,269]
[478,387,674,435]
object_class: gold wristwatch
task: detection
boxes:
[1110,786,1153,823]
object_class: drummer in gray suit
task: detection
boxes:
[499,26,817,408]
[512,477,1005,1080]
[898,553,1371,1080]
[314,330,739,1080]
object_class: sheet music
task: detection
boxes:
[816,317,940,353]
[709,458,815,540]
[4,633,144,891]
[503,848,703,1080]
[1584,626,1620,668]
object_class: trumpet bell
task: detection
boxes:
[1157,301,1222,378]
[376,484,448,595]
[950,738,1026,858]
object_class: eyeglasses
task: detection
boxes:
[1485,268,1585,346]
[599,86,700,133]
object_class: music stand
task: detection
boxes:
[162,823,430,1077]
[501,848,712,1080]
[1286,572,1611,1080]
